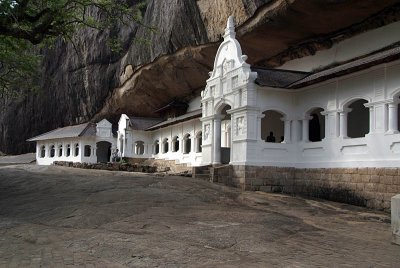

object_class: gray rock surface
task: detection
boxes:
[0,165,399,266]
[1,0,399,154]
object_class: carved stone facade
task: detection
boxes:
[201,16,258,165]
[199,17,400,170]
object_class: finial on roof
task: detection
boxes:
[224,16,236,39]
[227,16,234,29]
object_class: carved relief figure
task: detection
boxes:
[204,124,210,141]
[236,116,244,135]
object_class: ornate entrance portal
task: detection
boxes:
[200,16,258,166]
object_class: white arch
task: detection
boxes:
[340,96,371,110]
[214,99,234,114]
[303,104,326,117]
[261,107,288,117]
[389,87,400,102]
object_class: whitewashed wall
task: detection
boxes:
[122,118,203,166]
[250,60,400,168]
[199,17,400,168]
[36,138,97,165]
[35,120,116,165]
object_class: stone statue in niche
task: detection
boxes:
[204,124,210,141]
[236,117,244,135]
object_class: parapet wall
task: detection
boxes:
[211,165,400,211]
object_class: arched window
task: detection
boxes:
[135,141,145,155]
[196,131,202,153]
[308,108,325,142]
[172,136,179,152]
[347,99,369,138]
[154,140,159,154]
[50,145,55,158]
[58,144,63,157]
[84,145,91,157]
[74,143,80,156]
[66,144,71,157]
[162,138,169,154]
[261,110,285,143]
[40,145,46,158]
[183,134,191,154]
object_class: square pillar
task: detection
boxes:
[212,115,223,164]
[291,119,301,142]
[339,109,351,138]
[392,194,400,245]
[282,117,291,143]
[321,110,339,138]
[302,116,312,142]
[387,102,399,134]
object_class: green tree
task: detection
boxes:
[0,0,148,96]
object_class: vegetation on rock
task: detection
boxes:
[0,0,148,96]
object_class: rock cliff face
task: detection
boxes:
[1,0,399,154]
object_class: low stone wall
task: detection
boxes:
[53,161,157,173]
[392,194,400,245]
[139,158,192,174]
[211,165,400,211]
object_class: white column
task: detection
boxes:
[292,119,301,142]
[335,112,340,137]
[324,113,329,139]
[257,113,265,141]
[213,116,222,164]
[282,119,291,143]
[369,106,374,134]
[387,103,399,134]
[339,110,349,138]
[302,117,311,142]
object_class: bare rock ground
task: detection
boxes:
[0,153,35,165]
[0,164,399,267]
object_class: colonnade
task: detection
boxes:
[266,99,400,144]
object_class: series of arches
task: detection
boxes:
[39,143,84,158]
[152,131,202,155]
[39,141,113,163]
[261,98,372,143]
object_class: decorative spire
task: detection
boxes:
[224,16,236,39]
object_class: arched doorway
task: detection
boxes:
[183,134,191,154]
[135,141,145,155]
[96,141,111,163]
[347,99,369,138]
[261,110,285,143]
[215,104,231,164]
[308,108,325,142]
[196,131,202,153]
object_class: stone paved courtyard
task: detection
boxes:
[0,164,399,267]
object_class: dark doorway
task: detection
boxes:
[309,108,325,142]
[96,141,112,163]
[347,99,369,138]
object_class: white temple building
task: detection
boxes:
[28,17,400,168]
[28,16,400,210]
[115,17,400,169]
[28,119,116,165]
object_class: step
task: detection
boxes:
[195,174,211,181]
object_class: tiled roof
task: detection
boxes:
[252,67,311,88]
[128,117,164,130]
[154,99,188,113]
[146,109,202,130]
[289,46,400,88]
[27,123,96,142]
